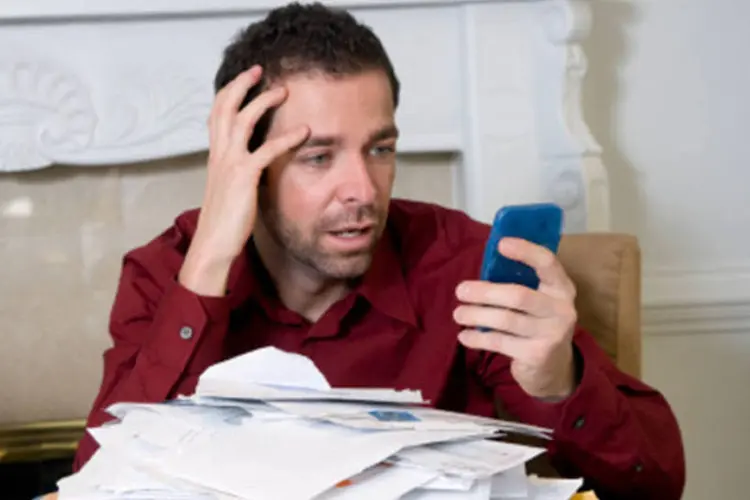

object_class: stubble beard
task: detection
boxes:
[260,205,386,281]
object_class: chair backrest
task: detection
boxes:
[557,232,642,379]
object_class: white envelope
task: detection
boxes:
[314,463,438,500]
[402,476,493,499]
[195,347,424,404]
[392,439,545,480]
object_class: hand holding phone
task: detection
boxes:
[454,203,578,400]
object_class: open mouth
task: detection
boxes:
[329,227,372,238]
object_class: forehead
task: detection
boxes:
[267,70,395,139]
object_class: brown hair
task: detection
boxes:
[213,1,400,151]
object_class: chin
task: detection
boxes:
[318,253,374,280]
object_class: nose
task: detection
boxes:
[337,154,377,204]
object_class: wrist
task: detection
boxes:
[537,345,579,403]
[179,245,235,297]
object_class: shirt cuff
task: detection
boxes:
[142,279,231,370]
[546,348,645,482]
[523,341,640,467]
[498,341,614,431]
[551,351,626,443]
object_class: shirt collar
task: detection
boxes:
[355,224,419,328]
[224,225,418,329]
[225,240,294,322]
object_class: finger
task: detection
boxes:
[230,87,288,152]
[498,237,573,293]
[251,125,310,169]
[458,329,528,359]
[456,281,554,317]
[453,304,537,337]
[210,65,263,153]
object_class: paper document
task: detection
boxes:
[195,346,425,404]
[57,346,580,500]
[492,476,584,500]
[489,465,528,498]
[267,400,550,439]
[391,439,545,480]
[402,477,492,499]
[315,463,438,500]
[155,416,496,500]
[198,345,331,390]
[57,447,235,500]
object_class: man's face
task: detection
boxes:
[258,69,397,280]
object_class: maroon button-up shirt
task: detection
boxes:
[74,199,685,499]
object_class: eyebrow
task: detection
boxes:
[298,124,399,149]
[370,124,399,142]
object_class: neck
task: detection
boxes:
[252,222,351,323]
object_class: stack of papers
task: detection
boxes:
[57,347,583,500]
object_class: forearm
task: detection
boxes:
[74,280,230,471]
[498,333,685,499]
[179,239,237,297]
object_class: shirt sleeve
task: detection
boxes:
[72,241,232,472]
[472,326,686,500]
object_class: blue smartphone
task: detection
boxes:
[479,203,564,290]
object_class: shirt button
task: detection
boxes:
[179,326,194,340]
[573,417,585,429]
[634,463,643,473]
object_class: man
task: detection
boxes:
[69,2,684,499]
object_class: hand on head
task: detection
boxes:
[179,66,309,297]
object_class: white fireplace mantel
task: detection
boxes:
[0,0,609,232]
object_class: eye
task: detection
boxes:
[370,144,396,157]
[302,153,331,166]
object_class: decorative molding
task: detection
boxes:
[454,0,607,230]
[535,0,610,232]
[0,61,95,172]
[0,5,471,172]
[643,264,750,306]
[643,301,750,337]
[0,61,210,171]
[642,264,750,336]
[1,0,519,21]
[0,0,607,232]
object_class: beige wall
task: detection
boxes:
[0,153,456,423]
